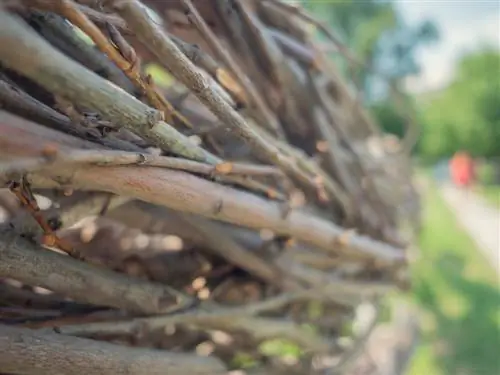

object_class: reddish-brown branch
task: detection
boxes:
[8,179,74,254]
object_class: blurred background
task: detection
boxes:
[301,0,499,374]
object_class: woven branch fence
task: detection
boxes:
[0,0,421,374]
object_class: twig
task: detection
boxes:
[0,77,141,151]
[257,0,308,43]
[266,0,420,150]
[25,9,136,93]
[110,0,349,210]
[0,148,287,200]
[263,0,382,139]
[312,106,356,198]
[1,306,63,319]
[76,2,127,30]
[264,0,360,67]
[255,124,352,212]
[180,0,284,137]
[288,249,341,268]
[275,258,394,298]
[0,11,218,163]
[0,77,72,132]
[8,192,130,238]
[168,33,248,108]
[32,0,193,128]
[0,226,192,314]
[32,163,403,262]
[0,111,406,264]
[0,324,226,375]
[230,0,285,88]
[0,149,283,179]
[328,303,381,374]
[175,213,300,290]
[8,178,74,254]
[0,283,96,311]
[46,312,332,352]
[267,28,318,68]
[19,309,132,328]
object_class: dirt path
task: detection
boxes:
[440,183,500,274]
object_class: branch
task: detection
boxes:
[263,0,360,68]
[76,2,128,30]
[257,0,308,43]
[50,0,196,129]
[24,9,136,93]
[328,302,381,374]
[180,0,284,137]
[0,111,406,265]
[1,149,283,179]
[109,0,343,205]
[0,226,192,314]
[267,27,318,68]
[0,77,141,151]
[0,283,93,311]
[174,212,300,290]
[0,325,226,375]
[105,202,392,302]
[36,165,404,264]
[275,257,394,301]
[267,0,421,146]
[0,149,287,200]
[0,11,218,163]
[0,77,71,133]
[46,312,332,353]
[168,33,248,107]
[8,192,130,239]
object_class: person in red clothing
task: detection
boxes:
[450,151,475,188]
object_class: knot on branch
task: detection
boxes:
[145,108,164,128]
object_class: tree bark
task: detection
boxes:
[0,111,406,265]
[0,11,217,164]
[0,227,191,314]
[0,324,226,375]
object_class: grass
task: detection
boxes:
[476,161,500,207]
[407,183,500,375]
[477,185,500,207]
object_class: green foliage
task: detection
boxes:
[302,0,438,98]
[145,63,174,88]
[259,339,302,359]
[476,160,497,185]
[302,0,438,139]
[479,185,500,206]
[370,100,406,138]
[231,352,259,369]
[419,48,500,160]
[408,183,499,375]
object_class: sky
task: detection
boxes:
[395,0,500,93]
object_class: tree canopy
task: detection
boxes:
[418,48,500,160]
[303,0,499,161]
[302,0,438,100]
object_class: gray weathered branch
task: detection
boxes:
[0,324,226,375]
[0,227,191,314]
[0,110,406,265]
[0,11,218,163]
